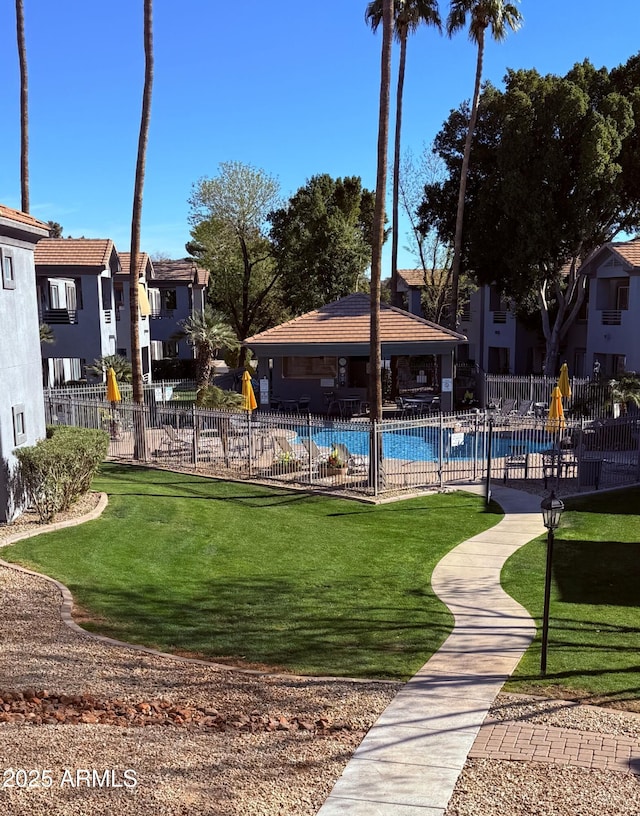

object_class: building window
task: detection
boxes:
[161,289,177,311]
[12,404,27,445]
[2,249,16,290]
[283,356,337,379]
[163,340,179,358]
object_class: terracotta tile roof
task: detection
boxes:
[118,251,151,277]
[244,293,466,346]
[150,258,209,286]
[35,238,117,268]
[610,238,640,267]
[397,268,448,288]
[0,204,49,232]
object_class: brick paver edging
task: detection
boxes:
[470,720,640,775]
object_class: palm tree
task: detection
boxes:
[175,307,239,405]
[88,354,133,383]
[129,0,154,408]
[15,0,29,212]
[366,0,441,308]
[447,0,522,328]
[369,0,394,425]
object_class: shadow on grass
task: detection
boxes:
[554,539,640,607]
[71,575,453,680]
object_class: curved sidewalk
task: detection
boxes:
[316,485,545,815]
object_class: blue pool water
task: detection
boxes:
[300,426,551,463]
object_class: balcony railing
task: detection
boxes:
[150,309,175,319]
[41,308,78,325]
[601,310,622,326]
[492,310,508,324]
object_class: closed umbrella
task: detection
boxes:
[558,362,571,399]
[106,367,121,403]
[241,370,257,412]
[106,367,122,439]
[546,386,566,434]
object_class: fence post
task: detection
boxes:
[191,405,199,467]
[439,413,444,489]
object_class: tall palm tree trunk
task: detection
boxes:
[390,29,408,309]
[129,0,153,458]
[450,29,484,330]
[370,0,394,425]
[15,0,29,213]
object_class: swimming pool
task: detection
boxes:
[299,426,551,463]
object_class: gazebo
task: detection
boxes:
[243,293,467,413]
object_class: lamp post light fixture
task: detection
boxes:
[540,491,565,676]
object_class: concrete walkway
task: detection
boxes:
[316,484,545,815]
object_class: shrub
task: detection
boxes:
[16,426,109,522]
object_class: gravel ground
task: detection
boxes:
[2,493,639,815]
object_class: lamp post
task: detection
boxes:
[540,491,565,676]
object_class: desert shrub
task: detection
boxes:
[16,427,109,522]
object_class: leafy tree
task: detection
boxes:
[366,0,441,307]
[129,0,154,416]
[446,0,522,328]
[88,354,133,383]
[419,60,640,373]
[173,306,239,405]
[47,221,63,238]
[609,372,640,413]
[15,0,29,212]
[269,174,376,314]
[188,162,282,361]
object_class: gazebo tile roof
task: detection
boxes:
[244,293,465,345]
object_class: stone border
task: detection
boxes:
[0,492,398,687]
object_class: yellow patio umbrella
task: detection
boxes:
[546,386,566,434]
[106,367,121,439]
[241,370,257,412]
[558,362,571,399]
[106,367,121,403]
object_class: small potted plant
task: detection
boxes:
[323,446,348,481]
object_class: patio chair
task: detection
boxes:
[273,435,302,465]
[334,442,368,475]
[301,438,330,465]
[161,425,193,456]
[503,447,530,482]
[515,400,534,417]
[499,398,517,416]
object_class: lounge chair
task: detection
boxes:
[499,398,517,416]
[334,442,368,474]
[161,424,193,455]
[301,438,330,465]
[515,399,534,417]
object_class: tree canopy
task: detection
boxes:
[419,56,640,371]
[188,162,283,354]
[269,174,375,314]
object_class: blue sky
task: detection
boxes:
[1,0,639,270]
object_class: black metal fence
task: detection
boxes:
[44,394,640,498]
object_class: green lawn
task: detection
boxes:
[503,487,640,709]
[3,463,501,680]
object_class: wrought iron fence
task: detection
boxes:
[484,374,611,419]
[44,395,640,498]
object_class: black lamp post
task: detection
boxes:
[540,491,565,675]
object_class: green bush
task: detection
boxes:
[16,426,109,522]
